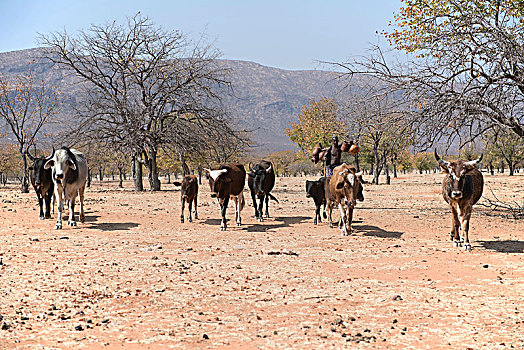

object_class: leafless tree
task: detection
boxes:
[0,69,59,192]
[39,13,242,191]
[337,1,524,146]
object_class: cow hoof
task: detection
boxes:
[329,224,333,228]
[236,223,241,227]
[39,216,45,220]
[463,244,472,251]
[313,220,317,225]
[188,218,192,223]
[257,217,263,222]
[79,215,85,223]
[68,221,77,227]
[453,241,461,247]
[220,227,226,231]
[55,223,62,230]
[45,215,52,219]
[180,218,184,223]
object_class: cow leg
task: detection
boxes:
[37,193,45,220]
[68,193,77,226]
[180,197,185,223]
[338,202,349,236]
[44,189,52,219]
[220,197,229,231]
[461,206,473,251]
[234,193,243,226]
[314,203,320,225]
[55,187,63,229]
[250,190,259,218]
[347,206,355,234]
[193,197,198,220]
[78,186,85,223]
[257,195,264,222]
[450,204,461,247]
[327,201,334,228]
[264,195,270,218]
[187,199,193,223]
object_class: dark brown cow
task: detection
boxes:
[435,150,484,251]
[325,163,363,235]
[173,175,198,223]
[205,163,246,231]
[26,150,55,220]
[305,177,326,225]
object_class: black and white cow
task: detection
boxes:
[44,147,88,229]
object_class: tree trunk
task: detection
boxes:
[384,156,391,185]
[147,148,161,191]
[167,173,171,184]
[20,150,29,193]
[198,166,202,184]
[372,146,381,185]
[180,153,190,176]
[132,155,144,191]
[392,156,398,178]
[509,162,514,176]
[99,167,103,181]
[87,168,91,187]
[118,167,123,188]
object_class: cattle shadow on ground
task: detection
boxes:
[357,225,404,239]
[244,216,310,232]
[84,214,100,223]
[478,240,524,253]
[87,222,139,231]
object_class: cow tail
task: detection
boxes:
[268,193,279,203]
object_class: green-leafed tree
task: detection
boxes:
[285,98,347,154]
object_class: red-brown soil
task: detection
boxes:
[0,172,523,349]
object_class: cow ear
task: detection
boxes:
[336,181,345,189]
[67,159,77,170]
[44,160,54,169]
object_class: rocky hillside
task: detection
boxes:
[0,48,353,153]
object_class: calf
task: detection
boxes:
[173,175,198,223]
[305,177,327,224]
[325,164,363,235]
[45,147,88,229]
[205,163,246,231]
[248,160,278,221]
[435,150,484,251]
[26,150,54,220]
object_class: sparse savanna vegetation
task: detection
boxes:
[1,4,523,348]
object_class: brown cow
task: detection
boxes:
[435,151,484,251]
[173,175,198,223]
[205,163,246,231]
[325,163,363,235]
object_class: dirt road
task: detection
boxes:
[0,172,523,349]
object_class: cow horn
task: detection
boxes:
[249,162,254,172]
[25,150,36,162]
[355,171,363,177]
[434,150,450,167]
[203,168,211,173]
[46,147,55,161]
[266,164,272,173]
[465,154,483,167]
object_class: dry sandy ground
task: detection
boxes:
[0,172,523,349]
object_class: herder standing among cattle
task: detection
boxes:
[312,136,360,176]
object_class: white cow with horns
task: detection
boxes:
[44,147,88,229]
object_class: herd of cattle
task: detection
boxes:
[25,148,485,251]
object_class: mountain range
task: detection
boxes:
[0,48,354,154]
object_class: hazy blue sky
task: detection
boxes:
[0,0,401,70]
